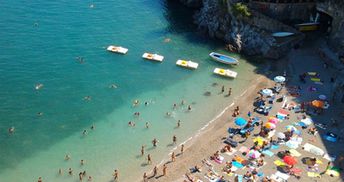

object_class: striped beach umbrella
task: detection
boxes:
[265,122,276,129]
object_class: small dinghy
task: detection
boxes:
[142,53,164,62]
[213,68,237,78]
[209,52,239,65]
[176,60,198,69]
[272,32,295,38]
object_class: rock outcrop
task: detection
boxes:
[179,0,203,8]
[192,0,302,58]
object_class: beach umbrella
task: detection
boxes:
[253,137,266,146]
[318,94,327,100]
[274,76,286,83]
[261,89,273,97]
[268,117,278,124]
[277,132,286,139]
[326,167,340,177]
[235,117,247,127]
[265,122,276,129]
[248,149,261,159]
[311,100,324,108]
[283,155,297,166]
[286,125,297,132]
[300,118,313,126]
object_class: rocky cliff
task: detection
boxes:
[179,0,302,58]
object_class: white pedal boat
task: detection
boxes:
[213,68,237,78]
[176,60,198,69]
[107,45,128,54]
[142,53,164,62]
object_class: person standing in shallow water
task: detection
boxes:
[221,85,225,93]
[38,177,42,182]
[153,166,158,176]
[177,120,181,128]
[147,154,152,164]
[163,164,167,176]
[181,144,184,154]
[171,152,176,162]
[228,88,232,96]
[113,169,119,181]
[143,172,147,182]
[173,135,177,145]
[152,138,158,147]
[141,145,145,156]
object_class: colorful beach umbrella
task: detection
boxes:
[235,117,247,127]
[326,167,340,177]
[253,137,266,146]
[274,76,286,83]
[248,149,261,159]
[286,125,297,132]
[265,122,276,129]
[311,100,324,108]
[268,117,278,124]
[283,155,297,166]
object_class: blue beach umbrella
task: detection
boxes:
[235,117,247,127]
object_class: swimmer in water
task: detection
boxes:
[80,159,85,165]
[58,168,63,175]
[145,122,149,129]
[109,84,117,89]
[152,138,158,147]
[65,154,71,160]
[90,4,94,8]
[166,112,171,117]
[68,168,73,175]
[177,120,181,128]
[83,96,91,101]
[37,112,43,116]
[90,124,95,130]
[35,83,43,90]
[8,127,15,134]
[163,38,171,43]
[144,101,148,106]
[173,103,177,110]
[188,105,192,111]
[133,99,139,106]
[181,100,185,105]
[82,129,87,135]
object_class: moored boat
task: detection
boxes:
[295,22,319,32]
[272,32,295,38]
[107,45,128,54]
[142,53,164,62]
[209,52,239,65]
[213,68,237,78]
[176,60,198,69]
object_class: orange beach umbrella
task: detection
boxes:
[311,100,324,108]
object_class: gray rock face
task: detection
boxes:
[194,0,275,57]
[179,0,203,8]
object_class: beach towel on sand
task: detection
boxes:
[239,146,249,153]
[289,149,301,157]
[214,156,224,164]
[274,160,285,166]
[234,156,245,163]
[262,150,274,157]
[233,161,244,168]
[225,149,237,156]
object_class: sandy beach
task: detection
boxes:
[147,40,344,182]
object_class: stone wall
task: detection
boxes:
[249,1,316,22]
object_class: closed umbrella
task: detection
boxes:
[283,155,297,166]
[235,117,247,127]
[274,76,286,83]
[265,122,276,129]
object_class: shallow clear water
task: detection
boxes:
[0,0,260,181]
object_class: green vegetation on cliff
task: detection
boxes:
[232,3,251,17]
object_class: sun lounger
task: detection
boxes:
[323,153,336,161]
[307,172,321,178]
[289,149,301,157]
[176,60,199,69]
[275,171,290,181]
[239,146,249,153]
[142,53,164,62]
[302,143,325,156]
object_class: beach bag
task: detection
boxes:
[224,137,238,148]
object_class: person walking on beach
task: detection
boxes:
[221,85,225,93]
[143,172,148,182]
[141,145,145,156]
[153,166,158,176]
[147,154,152,164]
[152,138,158,147]
[163,164,167,176]
[173,135,177,145]
[181,144,184,154]
[113,169,119,181]
[171,152,176,162]
[228,88,232,96]
[177,120,181,128]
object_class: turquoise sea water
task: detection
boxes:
[0,1,260,181]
